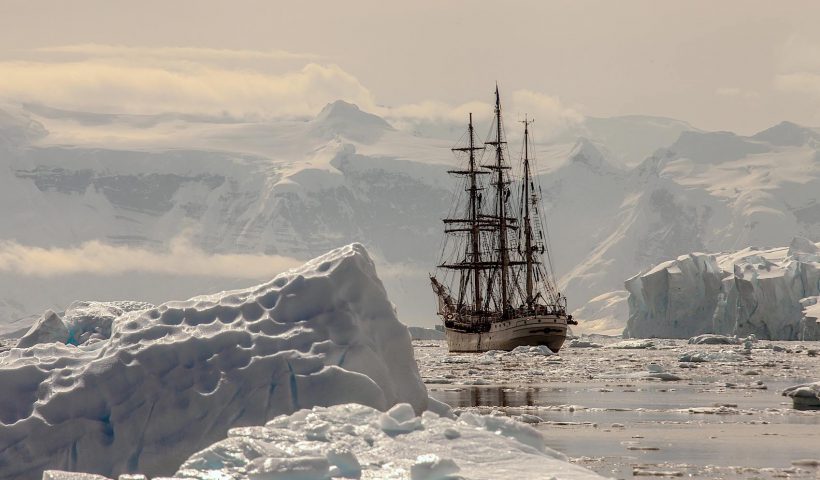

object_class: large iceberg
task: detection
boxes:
[624,237,820,339]
[0,244,427,479]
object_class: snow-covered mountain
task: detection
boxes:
[1,102,819,335]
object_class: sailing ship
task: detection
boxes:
[430,86,576,353]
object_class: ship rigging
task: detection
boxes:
[431,86,574,352]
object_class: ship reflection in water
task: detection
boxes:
[430,385,570,408]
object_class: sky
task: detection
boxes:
[1,1,820,134]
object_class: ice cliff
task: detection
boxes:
[624,237,820,340]
[0,244,427,479]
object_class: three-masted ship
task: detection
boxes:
[431,86,576,353]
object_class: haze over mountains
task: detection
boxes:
[1,99,819,335]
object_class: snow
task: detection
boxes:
[173,403,605,480]
[625,238,820,340]
[18,301,155,348]
[310,100,394,144]
[0,244,427,479]
[16,310,69,348]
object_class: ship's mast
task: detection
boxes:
[467,114,482,310]
[522,116,534,307]
[486,85,510,313]
[444,113,486,311]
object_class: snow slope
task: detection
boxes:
[0,244,427,479]
[624,237,820,339]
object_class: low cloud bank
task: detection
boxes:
[0,237,303,279]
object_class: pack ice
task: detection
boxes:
[0,244,427,479]
[625,237,820,339]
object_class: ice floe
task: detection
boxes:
[782,381,820,410]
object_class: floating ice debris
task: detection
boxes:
[511,345,556,356]
[791,459,820,467]
[0,244,428,479]
[687,334,740,345]
[685,406,740,414]
[782,381,820,410]
[518,414,545,424]
[606,339,655,349]
[174,403,605,479]
[598,365,682,381]
[632,468,683,477]
[440,356,471,364]
[678,349,746,363]
[42,472,113,480]
[646,363,664,373]
[411,454,460,480]
[568,339,604,348]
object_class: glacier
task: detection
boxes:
[624,237,820,339]
[0,244,427,479]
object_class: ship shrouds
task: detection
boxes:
[431,86,575,353]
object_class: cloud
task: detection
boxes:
[0,59,376,119]
[509,90,584,136]
[35,44,319,61]
[383,90,582,140]
[774,72,820,99]
[0,237,303,279]
[715,87,760,99]
[0,44,581,136]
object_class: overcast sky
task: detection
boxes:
[2,0,820,134]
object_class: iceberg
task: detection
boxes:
[625,238,820,340]
[0,244,427,479]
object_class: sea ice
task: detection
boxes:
[678,349,746,363]
[0,244,427,479]
[174,403,605,479]
[511,345,556,356]
[568,339,603,348]
[782,381,820,410]
[687,334,739,345]
[606,339,655,349]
